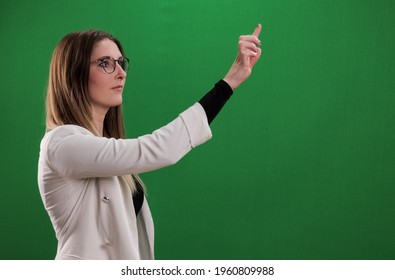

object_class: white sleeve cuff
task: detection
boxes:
[179,102,212,148]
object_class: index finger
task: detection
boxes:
[252,23,262,37]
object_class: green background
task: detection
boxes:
[1,0,394,260]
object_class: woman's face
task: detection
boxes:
[88,38,126,115]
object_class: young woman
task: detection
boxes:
[38,24,262,260]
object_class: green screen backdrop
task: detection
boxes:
[1,0,395,259]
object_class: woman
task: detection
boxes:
[38,24,262,260]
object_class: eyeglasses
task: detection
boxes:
[90,56,130,74]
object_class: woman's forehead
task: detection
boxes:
[91,38,122,58]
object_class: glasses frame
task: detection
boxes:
[90,56,130,74]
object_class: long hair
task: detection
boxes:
[46,30,142,192]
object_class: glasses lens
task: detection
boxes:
[99,58,114,74]
[97,57,129,73]
[119,58,129,72]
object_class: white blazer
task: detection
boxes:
[38,103,212,259]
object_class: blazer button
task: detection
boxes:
[102,196,110,203]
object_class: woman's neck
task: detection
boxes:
[91,107,108,137]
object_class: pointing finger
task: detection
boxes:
[252,23,262,38]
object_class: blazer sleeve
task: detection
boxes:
[42,103,212,179]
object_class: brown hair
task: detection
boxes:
[46,30,126,137]
[46,30,141,191]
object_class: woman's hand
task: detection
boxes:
[223,24,262,90]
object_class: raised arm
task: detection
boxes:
[199,24,263,123]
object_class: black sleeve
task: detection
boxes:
[198,80,233,124]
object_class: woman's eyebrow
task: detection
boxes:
[95,55,111,60]
[94,55,124,61]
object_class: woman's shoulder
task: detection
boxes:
[46,124,92,134]
[47,124,93,136]
[40,125,94,148]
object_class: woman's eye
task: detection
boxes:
[99,59,110,68]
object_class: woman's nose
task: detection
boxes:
[115,63,126,79]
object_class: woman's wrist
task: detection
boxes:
[223,77,237,91]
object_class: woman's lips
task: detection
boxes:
[112,85,123,91]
